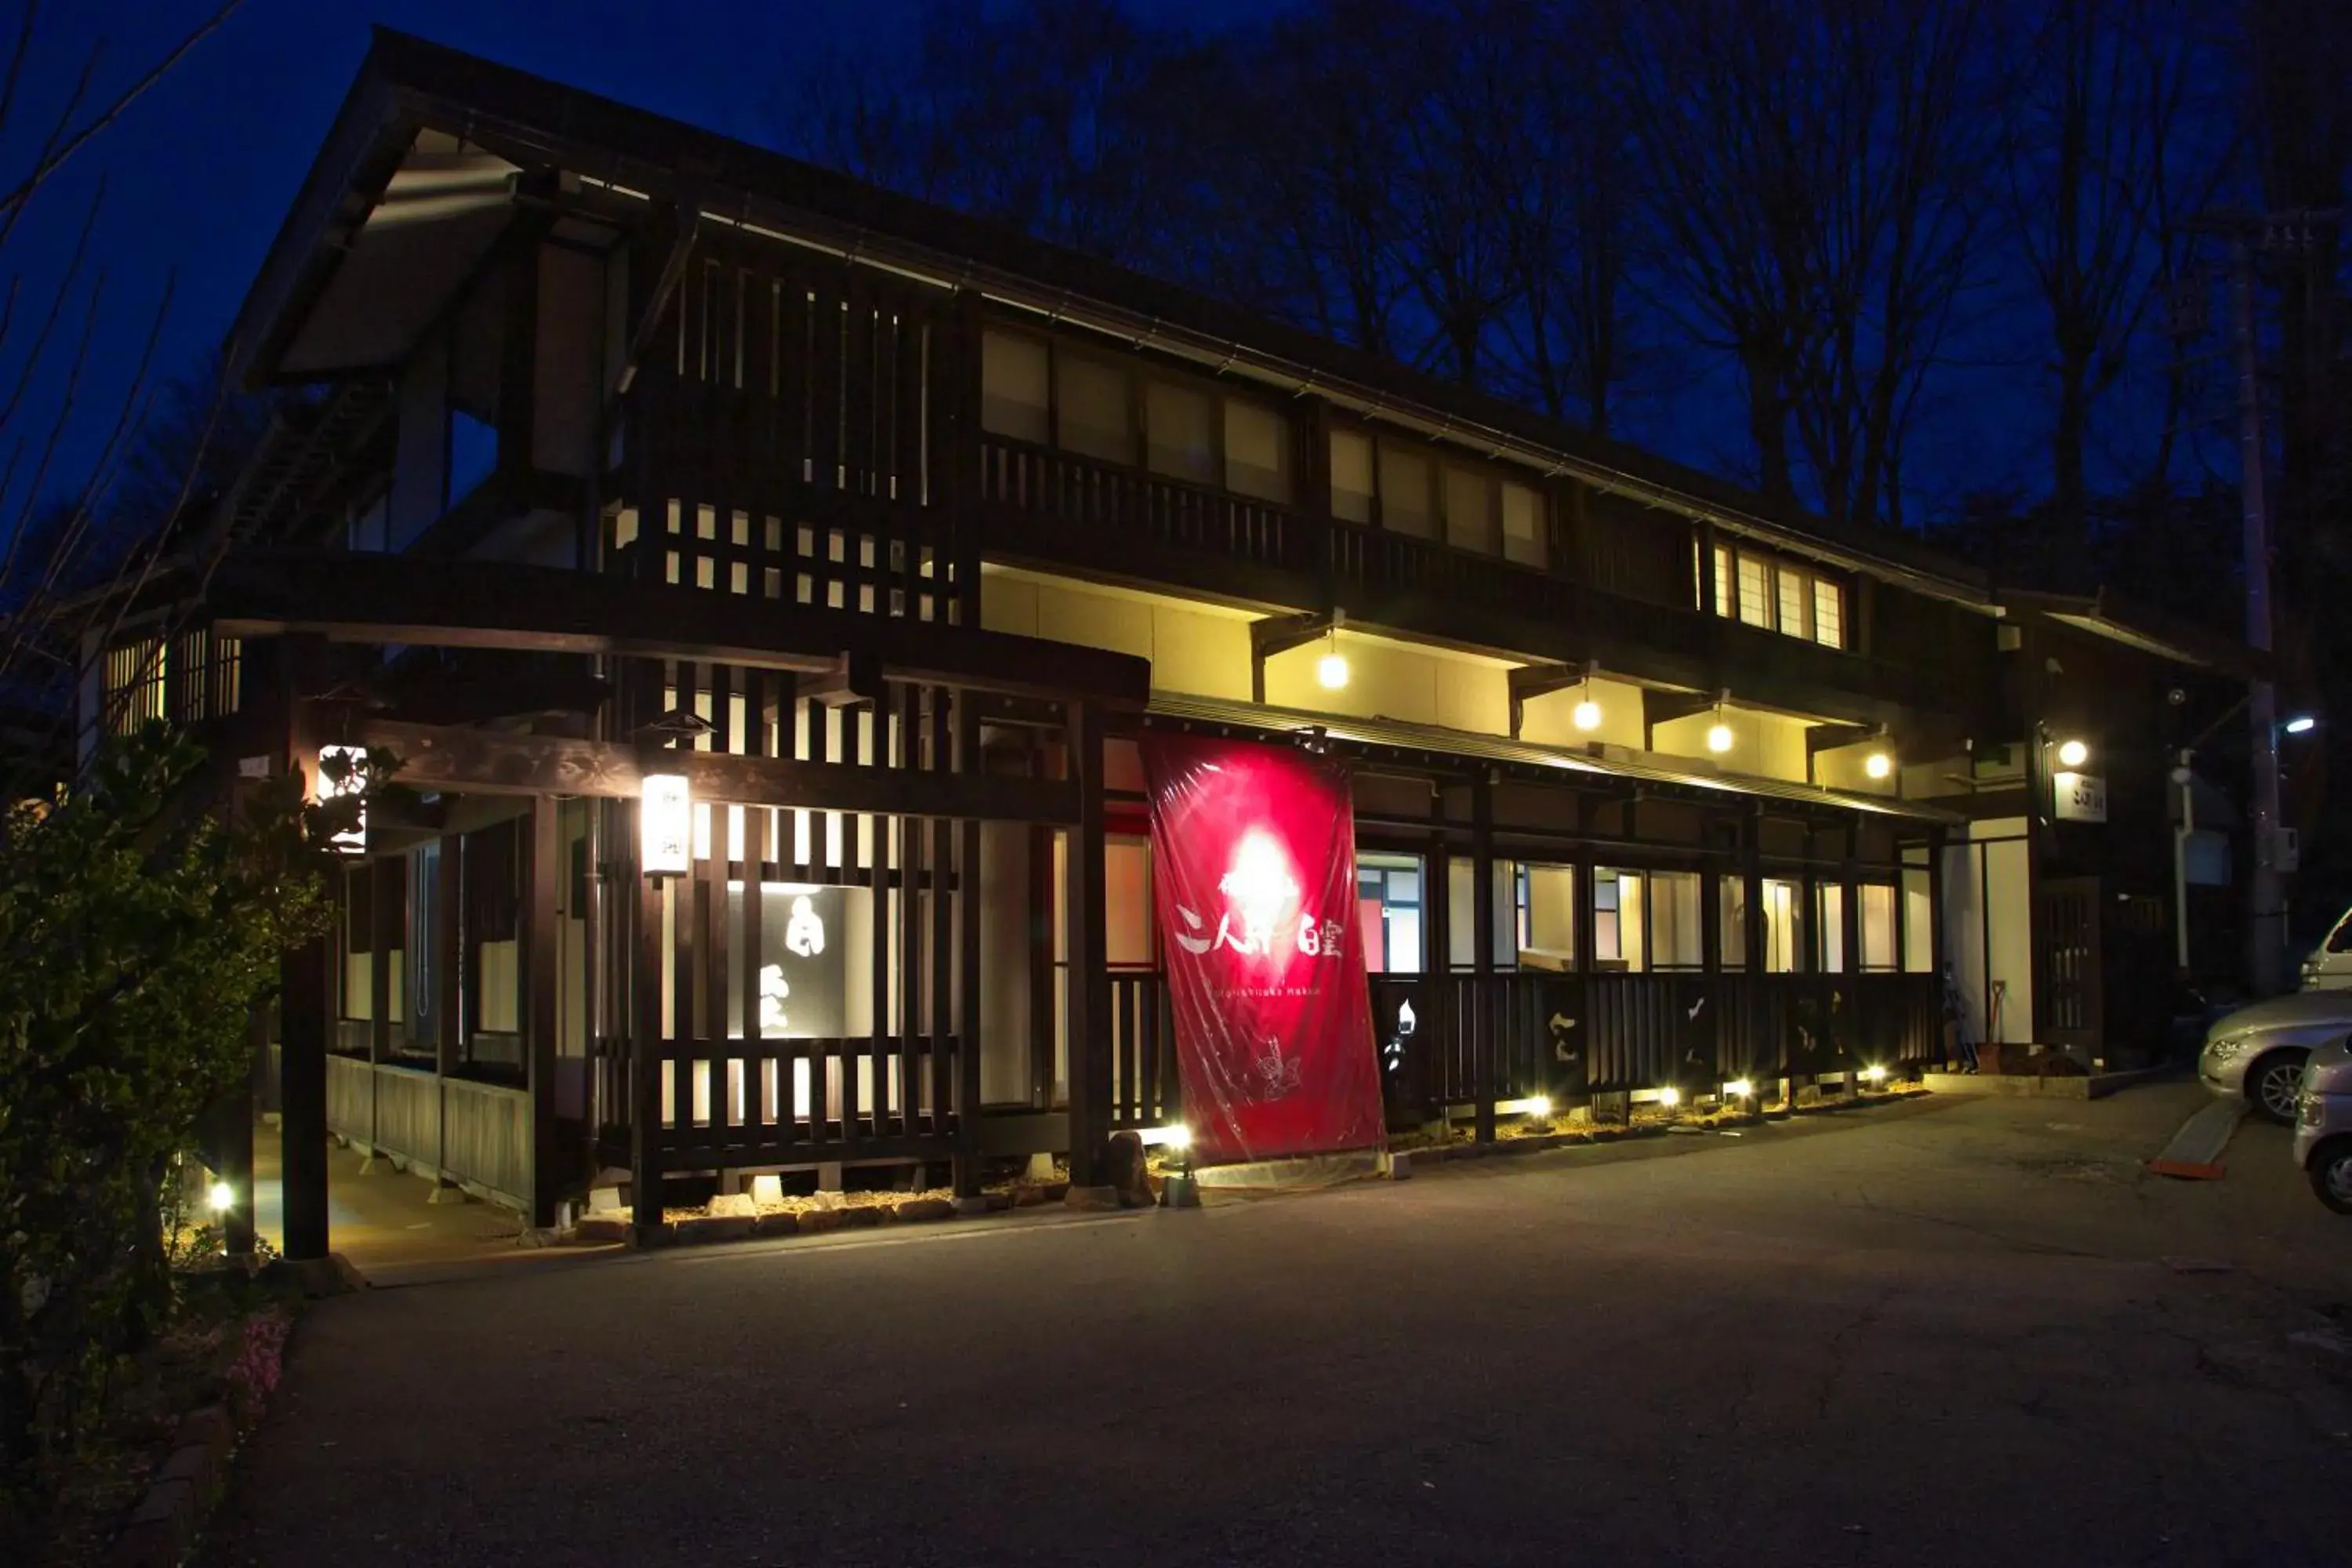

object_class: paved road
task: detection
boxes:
[207,1083,2352,1567]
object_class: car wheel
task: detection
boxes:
[2310,1139,2352,1216]
[2246,1051,2308,1124]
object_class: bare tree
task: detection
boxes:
[0,2,249,782]
[1607,0,1998,528]
[1998,0,2234,526]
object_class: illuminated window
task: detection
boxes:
[1225,399,1293,503]
[1813,580,1845,648]
[1056,353,1131,463]
[1501,481,1544,567]
[1145,382,1214,485]
[1860,883,1898,972]
[1516,863,1577,969]
[1712,539,1847,650]
[1358,854,1424,973]
[1817,883,1847,972]
[1648,870,1704,971]
[1330,430,1374,522]
[1719,875,1748,969]
[1762,879,1802,972]
[1377,444,1436,538]
[980,330,1049,444]
[1443,465,1497,554]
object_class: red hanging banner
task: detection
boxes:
[1141,735,1386,1165]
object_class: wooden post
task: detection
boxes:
[1426,796,1452,1127]
[1744,809,1768,1085]
[1063,699,1110,1188]
[365,858,393,1165]
[954,696,984,1198]
[278,637,332,1262]
[434,831,462,1190]
[525,797,562,1228]
[1472,770,1497,1145]
[630,873,665,1236]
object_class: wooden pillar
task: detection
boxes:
[1926,828,1951,1065]
[524,797,562,1228]
[1471,771,1497,1145]
[278,637,332,1261]
[1425,793,1452,1124]
[1744,810,1768,1083]
[434,830,463,1184]
[1063,700,1111,1188]
[365,859,394,1163]
[953,697,984,1197]
[630,873,664,1236]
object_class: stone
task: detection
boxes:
[836,1205,883,1229]
[1063,1184,1120,1212]
[571,1216,628,1245]
[1158,1174,1202,1209]
[895,1197,956,1222]
[706,1192,757,1219]
[797,1208,845,1236]
[1010,1184,1048,1207]
[952,1195,992,1215]
[751,1212,803,1239]
[674,1214,754,1244]
[808,1189,846,1210]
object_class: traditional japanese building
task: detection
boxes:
[86,33,2253,1246]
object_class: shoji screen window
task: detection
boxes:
[1647,871,1704,971]
[981,331,1050,444]
[1144,381,1214,485]
[1330,429,1374,523]
[1225,399,1292,503]
[1056,354,1132,463]
[1711,539,1847,650]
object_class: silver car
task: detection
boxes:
[2293,1037,2352,1213]
[2198,991,2352,1124]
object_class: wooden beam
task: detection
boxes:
[352,717,1082,824]
[206,551,1150,706]
[1507,662,1590,739]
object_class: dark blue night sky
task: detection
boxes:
[0,0,2226,537]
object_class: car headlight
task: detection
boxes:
[2204,1036,2246,1062]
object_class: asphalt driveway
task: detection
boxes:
[204,1083,2352,1567]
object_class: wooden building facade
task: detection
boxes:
[86,34,2250,1248]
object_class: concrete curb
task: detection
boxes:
[1923,1065,2178,1101]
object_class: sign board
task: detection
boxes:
[2053,771,2107,824]
[1142,735,1385,1165]
[752,884,848,1039]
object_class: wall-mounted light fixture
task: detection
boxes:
[640,771,692,878]
[1250,607,1348,702]
[1864,751,1893,780]
[1316,621,1350,691]
[2056,738,2089,768]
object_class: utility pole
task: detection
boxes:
[2223,229,2287,995]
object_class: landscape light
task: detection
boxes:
[2056,739,2089,768]
[2285,715,2317,735]
[1863,1064,1888,1084]
[1526,1095,1552,1121]
[1706,722,1734,754]
[1725,1078,1755,1100]
[640,772,692,877]
[1573,698,1603,731]
[1657,1085,1682,1108]
[1864,751,1893,780]
[207,1181,235,1213]
[1140,1123,1191,1149]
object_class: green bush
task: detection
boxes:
[0,724,362,1535]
